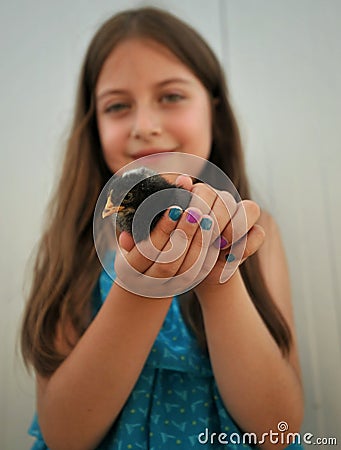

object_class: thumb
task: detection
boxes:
[118,231,135,252]
[175,174,193,191]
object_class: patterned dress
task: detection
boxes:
[29,266,304,449]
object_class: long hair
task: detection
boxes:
[21,7,291,377]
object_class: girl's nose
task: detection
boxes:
[130,105,162,140]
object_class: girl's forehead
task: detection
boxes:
[107,37,181,65]
[97,38,195,88]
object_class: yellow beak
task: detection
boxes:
[102,191,125,218]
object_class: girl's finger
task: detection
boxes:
[239,224,265,263]
[145,207,203,278]
[209,190,238,246]
[118,231,135,252]
[173,213,214,278]
[189,183,217,214]
[220,224,265,268]
[218,200,260,250]
[120,206,184,273]
[175,174,193,191]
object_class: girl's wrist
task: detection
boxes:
[194,268,242,306]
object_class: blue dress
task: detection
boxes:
[29,266,304,449]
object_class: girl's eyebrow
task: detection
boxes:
[156,77,193,87]
[96,77,193,101]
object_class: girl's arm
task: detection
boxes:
[195,212,304,450]
[35,201,209,450]
[36,205,183,450]
[37,283,172,450]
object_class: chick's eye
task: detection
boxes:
[124,192,134,203]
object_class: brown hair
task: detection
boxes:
[21,7,291,377]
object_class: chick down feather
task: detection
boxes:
[102,167,192,242]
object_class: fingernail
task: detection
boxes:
[225,253,236,263]
[169,207,182,221]
[200,217,212,230]
[186,209,201,224]
[214,236,229,249]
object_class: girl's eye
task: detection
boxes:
[160,93,184,104]
[105,103,130,113]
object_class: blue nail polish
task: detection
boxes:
[225,253,236,263]
[200,217,212,230]
[169,207,182,221]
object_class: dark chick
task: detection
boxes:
[102,167,192,242]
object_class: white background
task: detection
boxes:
[1,0,340,448]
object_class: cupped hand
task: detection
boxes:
[116,175,265,297]
[180,176,265,287]
[114,198,214,298]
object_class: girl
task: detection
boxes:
[21,7,304,450]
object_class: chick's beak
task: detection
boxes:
[102,191,125,218]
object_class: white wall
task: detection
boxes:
[0,1,340,448]
[224,0,341,441]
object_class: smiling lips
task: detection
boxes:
[131,148,176,159]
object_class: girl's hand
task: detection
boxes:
[175,176,266,288]
[116,176,265,296]
[114,200,215,298]
[183,176,266,288]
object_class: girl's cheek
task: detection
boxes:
[99,129,120,167]
[100,123,126,149]
[175,113,211,155]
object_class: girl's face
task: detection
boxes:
[95,38,212,174]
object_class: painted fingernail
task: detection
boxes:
[169,207,182,221]
[186,209,201,224]
[200,217,213,231]
[225,253,236,263]
[214,236,229,249]
[220,237,229,249]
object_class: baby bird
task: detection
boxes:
[102,167,192,242]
